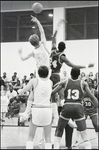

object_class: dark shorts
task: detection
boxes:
[50,73,60,86]
[60,103,85,120]
[84,108,98,118]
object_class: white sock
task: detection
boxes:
[45,143,52,149]
[54,137,61,149]
[26,141,33,149]
[80,130,91,149]
[83,140,91,149]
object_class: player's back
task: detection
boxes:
[33,78,52,106]
[34,43,50,68]
[64,78,84,103]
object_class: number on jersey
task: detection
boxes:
[67,89,79,100]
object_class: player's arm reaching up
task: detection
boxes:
[52,19,66,50]
[31,15,50,55]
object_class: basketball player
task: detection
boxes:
[18,66,53,149]
[50,19,94,126]
[51,67,98,149]
[74,77,99,148]
[18,15,51,120]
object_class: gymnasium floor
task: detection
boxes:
[1,117,98,149]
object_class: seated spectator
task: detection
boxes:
[2,72,9,90]
[80,72,87,81]
[29,73,34,80]
[93,79,98,90]
[11,72,19,86]
[0,77,5,91]
[88,71,94,79]
[6,84,17,103]
[7,98,20,119]
[13,79,22,92]
[22,75,28,88]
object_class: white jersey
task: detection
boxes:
[34,43,50,68]
[33,78,52,107]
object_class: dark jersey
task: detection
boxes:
[50,50,65,73]
[83,88,98,115]
[64,78,84,103]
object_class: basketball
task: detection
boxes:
[32,2,43,14]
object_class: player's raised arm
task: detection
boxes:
[52,19,66,50]
[31,15,50,55]
[84,81,98,108]
[18,48,34,61]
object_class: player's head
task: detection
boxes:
[29,34,39,47]
[58,42,66,52]
[38,66,49,78]
[71,67,80,79]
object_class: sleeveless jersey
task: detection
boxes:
[83,88,97,114]
[64,78,84,103]
[33,78,52,106]
[34,44,50,68]
[50,50,65,73]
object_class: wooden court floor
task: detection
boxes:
[1,118,98,149]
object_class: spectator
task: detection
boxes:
[6,84,17,103]
[13,79,22,92]
[0,85,9,123]
[89,71,94,77]
[0,77,5,90]
[2,72,9,90]
[11,72,19,86]
[29,73,34,80]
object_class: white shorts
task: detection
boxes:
[31,107,52,126]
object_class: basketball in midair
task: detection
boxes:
[32,2,43,14]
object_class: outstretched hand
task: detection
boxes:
[31,15,38,23]
[57,19,66,27]
[88,63,94,68]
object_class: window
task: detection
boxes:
[66,7,98,40]
[1,10,53,42]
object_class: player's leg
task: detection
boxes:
[75,119,91,149]
[65,123,74,149]
[90,114,99,137]
[54,117,68,149]
[44,124,52,149]
[90,114,99,132]
[50,73,60,126]
[26,120,37,149]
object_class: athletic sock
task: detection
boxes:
[80,130,91,149]
[26,141,33,149]
[45,143,52,149]
[54,137,61,149]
